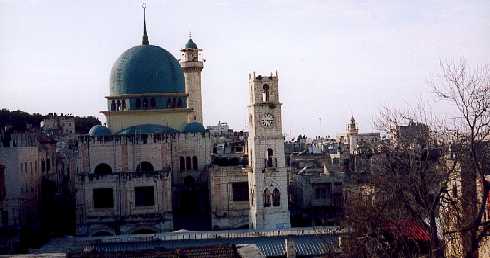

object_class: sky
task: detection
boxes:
[1,0,489,138]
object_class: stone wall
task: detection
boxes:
[209,166,249,229]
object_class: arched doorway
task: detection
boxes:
[136,161,154,172]
[94,163,112,176]
[174,176,211,230]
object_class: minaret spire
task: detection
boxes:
[142,2,149,45]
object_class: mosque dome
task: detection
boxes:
[183,122,205,133]
[109,45,185,95]
[116,124,179,135]
[185,38,198,49]
[89,125,112,137]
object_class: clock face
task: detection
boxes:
[261,113,274,127]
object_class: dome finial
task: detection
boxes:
[142,2,149,45]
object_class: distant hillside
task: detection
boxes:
[0,109,101,134]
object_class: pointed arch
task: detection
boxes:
[272,188,280,206]
[262,84,270,102]
[263,188,271,207]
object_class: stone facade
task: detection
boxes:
[75,132,216,236]
[247,73,290,230]
[0,133,57,249]
[209,166,250,230]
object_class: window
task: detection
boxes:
[192,156,198,170]
[94,163,112,176]
[143,98,148,109]
[116,100,121,111]
[111,100,116,111]
[1,211,7,226]
[46,159,51,172]
[263,189,271,207]
[41,160,45,172]
[150,98,156,108]
[272,188,280,206]
[186,157,191,170]
[232,182,249,202]
[135,98,141,109]
[0,165,5,202]
[135,186,155,207]
[179,157,185,172]
[121,100,126,110]
[267,148,274,167]
[314,183,331,200]
[262,84,270,102]
[315,188,327,199]
[136,161,154,172]
[93,188,114,208]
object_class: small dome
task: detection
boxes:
[183,122,205,133]
[117,124,179,135]
[89,125,112,137]
[185,38,198,49]
[110,45,185,95]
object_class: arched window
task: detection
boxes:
[267,148,274,167]
[179,157,185,172]
[177,98,182,108]
[262,84,270,102]
[121,99,126,110]
[116,100,121,111]
[186,157,191,170]
[135,99,141,109]
[111,100,116,111]
[172,98,177,108]
[136,161,154,172]
[94,163,112,176]
[41,160,45,173]
[142,98,149,109]
[264,189,271,207]
[150,98,156,109]
[192,156,198,170]
[167,98,172,108]
[272,188,280,206]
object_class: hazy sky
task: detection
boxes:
[1,0,489,137]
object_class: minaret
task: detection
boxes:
[247,72,290,230]
[347,116,358,135]
[347,116,359,154]
[180,34,204,123]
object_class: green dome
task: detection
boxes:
[110,45,185,95]
[89,125,112,136]
[185,38,198,49]
[183,122,205,133]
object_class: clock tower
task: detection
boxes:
[247,72,290,230]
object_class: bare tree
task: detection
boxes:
[342,106,454,258]
[432,60,490,258]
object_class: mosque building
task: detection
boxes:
[75,8,290,236]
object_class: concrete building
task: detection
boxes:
[41,113,75,137]
[0,132,57,251]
